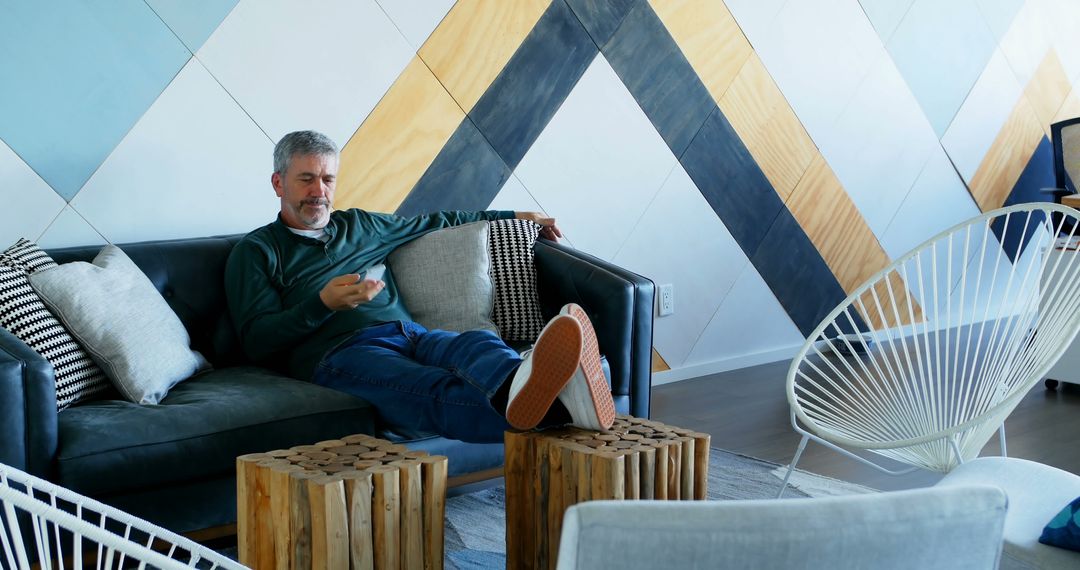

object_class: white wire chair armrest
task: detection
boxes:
[0,462,246,569]
[784,203,1080,471]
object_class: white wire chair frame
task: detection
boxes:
[778,203,1080,497]
[0,462,246,570]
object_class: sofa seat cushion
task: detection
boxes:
[56,366,374,496]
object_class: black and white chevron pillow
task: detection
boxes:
[488,219,545,341]
[0,239,110,410]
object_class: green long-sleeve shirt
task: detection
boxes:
[224,208,515,380]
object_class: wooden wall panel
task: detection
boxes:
[418,0,549,113]
[968,96,1045,211]
[336,57,465,214]
[650,0,752,103]
[718,53,817,202]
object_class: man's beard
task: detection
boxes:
[297,199,329,225]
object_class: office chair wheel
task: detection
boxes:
[1046,378,1060,390]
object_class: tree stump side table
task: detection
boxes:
[505,415,711,570]
[236,433,448,570]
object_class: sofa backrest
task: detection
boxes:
[47,235,247,368]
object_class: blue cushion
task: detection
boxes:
[57,366,374,496]
[1040,496,1080,552]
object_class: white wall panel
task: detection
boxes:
[941,48,1024,184]
[998,0,1052,86]
[880,149,981,319]
[71,60,276,244]
[723,0,787,52]
[613,164,749,369]
[816,51,939,239]
[375,0,455,51]
[881,148,981,259]
[859,0,916,43]
[0,139,66,248]
[487,173,579,249]
[975,0,1025,43]
[513,54,676,261]
[741,0,887,145]
[197,0,413,147]
[1039,0,1080,82]
[684,261,804,368]
[37,206,107,249]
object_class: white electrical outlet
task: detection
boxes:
[658,284,675,316]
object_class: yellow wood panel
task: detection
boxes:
[1023,49,1071,137]
[787,155,887,292]
[786,155,921,327]
[418,0,550,113]
[650,0,752,103]
[719,53,817,201]
[651,348,671,373]
[336,57,465,214]
[968,96,1044,211]
[1053,87,1080,124]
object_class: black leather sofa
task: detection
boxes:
[0,234,654,534]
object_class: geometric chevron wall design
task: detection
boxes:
[3,0,1080,381]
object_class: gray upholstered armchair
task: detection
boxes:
[556,486,1008,569]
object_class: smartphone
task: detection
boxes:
[364,263,386,282]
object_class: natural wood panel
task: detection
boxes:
[968,96,1045,211]
[418,0,550,113]
[786,155,921,327]
[650,0,752,103]
[651,348,670,373]
[787,155,889,292]
[1023,49,1071,137]
[719,53,817,201]
[336,57,465,214]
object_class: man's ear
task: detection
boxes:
[271,172,284,197]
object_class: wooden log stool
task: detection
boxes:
[237,434,448,570]
[505,415,711,570]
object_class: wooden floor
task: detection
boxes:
[651,359,1080,491]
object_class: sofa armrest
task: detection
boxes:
[534,240,654,418]
[0,326,58,476]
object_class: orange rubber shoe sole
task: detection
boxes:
[506,315,583,430]
[562,303,616,430]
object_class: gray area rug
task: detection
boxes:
[442,448,876,569]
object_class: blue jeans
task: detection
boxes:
[312,321,520,443]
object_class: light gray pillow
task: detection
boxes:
[28,245,208,404]
[389,221,498,333]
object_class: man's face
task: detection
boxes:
[272,153,339,230]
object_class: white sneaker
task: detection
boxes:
[505,314,583,430]
[557,303,615,430]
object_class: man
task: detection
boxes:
[225,130,614,444]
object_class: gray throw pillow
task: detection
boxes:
[389,221,498,333]
[28,245,208,404]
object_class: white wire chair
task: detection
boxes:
[0,462,246,569]
[778,203,1080,497]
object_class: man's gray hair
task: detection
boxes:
[273,130,338,175]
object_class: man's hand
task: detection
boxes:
[515,211,562,241]
[319,273,385,311]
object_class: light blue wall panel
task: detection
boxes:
[859,0,915,43]
[886,0,998,137]
[145,0,239,53]
[0,1,190,200]
[975,0,1024,42]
